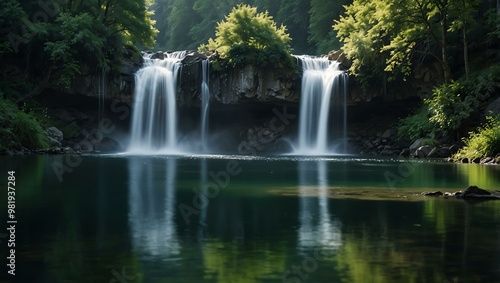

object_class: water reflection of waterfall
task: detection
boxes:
[298,160,342,251]
[199,158,208,226]
[128,158,180,258]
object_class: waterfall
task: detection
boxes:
[128,51,186,153]
[97,67,107,121]
[295,55,348,155]
[200,59,210,151]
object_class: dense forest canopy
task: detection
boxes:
[151,0,350,54]
[1,0,156,97]
[2,0,498,93]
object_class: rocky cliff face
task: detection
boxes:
[176,51,301,107]
[56,46,143,104]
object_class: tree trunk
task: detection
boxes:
[463,24,470,80]
[440,14,452,83]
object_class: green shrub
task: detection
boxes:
[425,81,478,136]
[397,106,434,141]
[0,98,49,150]
[454,115,500,160]
[199,4,293,70]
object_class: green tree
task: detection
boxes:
[165,0,200,50]
[0,0,28,55]
[309,0,348,54]
[190,0,252,50]
[277,0,312,54]
[151,0,174,49]
[334,0,457,83]
[449,0,480,80]
[4,0,156,101]
[200,4,292,69]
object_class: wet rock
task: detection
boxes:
[471,157,481,164]
[399,148,411,157]
[443,192,460,198]
[45,127,64,147]
[449,144,460,154]
[414,145,432,158]
[421,191,444,197]
[381,129,393,139]
[380,145,397,156]
[181,51,208,65]
[47,136,62,147]
[427,147,439,158]
[73,143,94,153]
[455,186,500,200]
[462,186,491,197]
[410,138,424,152]
[94,137,123,153]
[438,147,452,157]
[327,50,351,68]
[47,147,62,154]
[45,127,63,142]
[480,157,493,164]
[151,51,165,60]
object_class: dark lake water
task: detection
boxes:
[1,154,500,282]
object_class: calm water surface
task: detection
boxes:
[1,155,500,283]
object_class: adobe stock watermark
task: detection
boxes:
[51,100,130,182]
[178,160,242,225]
[109,267,136,283]
[281,246,335,283]
[384,159,423,191]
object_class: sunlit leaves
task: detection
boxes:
[455,115,500,159]
[333,0,458,84]
[200,4,292,69]
[425,81,478,135]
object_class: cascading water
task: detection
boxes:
[128,51,186,153]
[200,59,210,151]
[97,67,108,121]
[294,55,349,155]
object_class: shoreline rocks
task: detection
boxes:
[421,186,500,200]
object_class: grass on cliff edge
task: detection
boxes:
[0,97,49,151]
[454,115,500,160]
